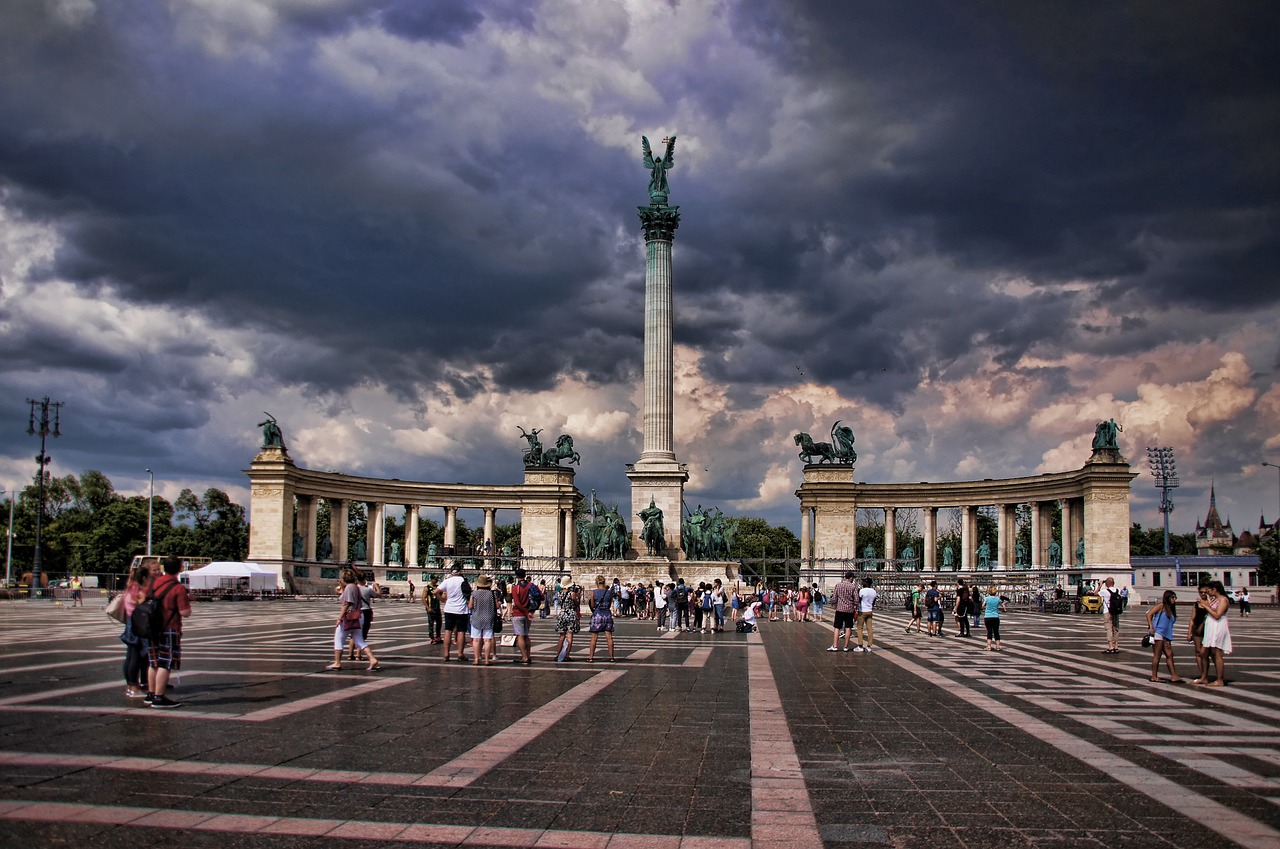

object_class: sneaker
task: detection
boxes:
[149,695,182,709]
[125,688,146,698]
[854,646,866,652]
[143,692,155,704]
[826,646,839,652]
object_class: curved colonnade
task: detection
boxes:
[246,448,580,587]
[797,455,1137,573]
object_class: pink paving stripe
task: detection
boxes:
[744,631,824,849]
[682,647,712,667]
[415,670,624,787]
[0,800,752,848]
[239,676,409,722]
[878,649,1280,849]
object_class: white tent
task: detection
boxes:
[182,561,279,592]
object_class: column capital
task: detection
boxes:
[638,204,681,241]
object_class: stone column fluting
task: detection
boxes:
[629,199,688,558]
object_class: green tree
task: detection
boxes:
[1258,532,1278,585]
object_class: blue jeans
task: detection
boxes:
[713,604,725,628]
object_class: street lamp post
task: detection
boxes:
[1263,462,1280,532]
[26,397,63,599]
[146,469,155,556]
[2,487,12,587]
[1146,447,1179,556]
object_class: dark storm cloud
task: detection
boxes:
[0,0,1277,529]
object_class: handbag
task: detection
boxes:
[105,592,128,624]
[341,606,362,630]
[499,634,517,647]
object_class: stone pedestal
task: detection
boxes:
[521,467,578,558]
[628,461,689,559]
[245,446,295,567]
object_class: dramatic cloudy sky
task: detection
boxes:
[2,0,1278,539]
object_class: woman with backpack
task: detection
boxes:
[120,562,154,698]
[1145,590,1183,683]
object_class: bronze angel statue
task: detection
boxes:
[642,135,676,205]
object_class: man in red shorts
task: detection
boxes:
[146,556,192,709]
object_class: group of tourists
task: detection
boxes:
[114,555,192,709]
[753,584,825,622]
[902,578,1005,649]
[1101,577,1235,686]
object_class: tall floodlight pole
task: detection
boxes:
[1263,462,1280,532]
[1146,447,1179,556]
[146,469,155,556]
[26,397,64,599]
[3,487,12,587]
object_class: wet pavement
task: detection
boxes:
[1,595,1277,848]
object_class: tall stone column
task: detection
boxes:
[329,499,348,563]
[800,507,811,565]
[297,495,316,561]
[444,507,457,553]
[628,199,688,558]
[997,504,1012,570]
[961,505,974,570]
[923,507,937,570]
[407,506,420,567]
[563,510,575,559]
[483,508,497,552]
[883,507,896,561]
[369,503,385,566]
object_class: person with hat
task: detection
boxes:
[437,563,472,662]
[468,575,501,665]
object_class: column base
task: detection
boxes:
[628,460,688,560]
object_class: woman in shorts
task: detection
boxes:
[983,586,1006,652]
[588,575,617,662]
[329,569,380,671]
[1145,590,1183,683]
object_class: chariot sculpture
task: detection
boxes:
[793,421,857,465]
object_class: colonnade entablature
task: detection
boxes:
[796,458,1137,572]
[245,447,581,573]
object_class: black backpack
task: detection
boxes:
[904,594,914,611]
[675,585,690,604]
[130,581,178,641]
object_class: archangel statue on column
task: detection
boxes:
[642,135,676,205]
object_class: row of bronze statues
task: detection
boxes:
[857,537,1086,568]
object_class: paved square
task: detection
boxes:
[1,597,1277,848]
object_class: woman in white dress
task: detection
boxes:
[1195,580,1232,687]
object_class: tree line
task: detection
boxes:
[2,470,248,579]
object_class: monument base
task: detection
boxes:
[627,459,689,560]
[565,559,740,590]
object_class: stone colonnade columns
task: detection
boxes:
[406,506,420,567]
[1062,500,1077,566]
[883,507,896,561]
[369,503,385,566]
[800,508,811,565]
[960,505,974,570]
[483,508,496,552]
[997,503,1014,569]
[443,507,457,552]
[296,495,317,560]
[923,507,937,569]
[330,498,349,563]
[563,509,575,559]
[1030,501,1043,568]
